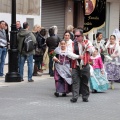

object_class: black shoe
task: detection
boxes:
[21,79,24,81]
[54,92,59,97]
[70,98,77,103]
[83,98,88,102]
[50,75,54,77]
[62,93,66,97]
[33,73,42,76]
[92,90,97,93]
[33,73,37,76]
[28,79,34,82]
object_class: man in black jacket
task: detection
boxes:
[46,27,60,77]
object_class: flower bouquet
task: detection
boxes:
[48,50,56,57]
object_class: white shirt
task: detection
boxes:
[78,42,83,55]
[66,39,73,52]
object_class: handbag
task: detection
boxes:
[35,48,44,56]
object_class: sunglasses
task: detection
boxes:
[75,35,82,38]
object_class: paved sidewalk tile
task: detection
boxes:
[0,64,50,86]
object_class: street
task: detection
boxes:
[0,65,120,120]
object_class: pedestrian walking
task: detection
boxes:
[17,22,36,82]
[104,35,120,89]
[63,31,73,52]
[46,27,60,77]
[53,40,73,97]
[93,32,106,63]
[70,29,91,103]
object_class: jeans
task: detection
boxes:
[19,54,33,80]
[0,47,7,76]
[101,53,104,63]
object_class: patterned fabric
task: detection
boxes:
[104,43,120,81]
[54,54,72,93]
[105,62,120,81]
[93,39,105,54]
[90,56,103,69]
[107,43,116,55]
[83,51,90,65]
[54,63,72,85]
[54,70,71,93]
[0,39,7,47]
[90,69,109,92]
[0,29,7,47]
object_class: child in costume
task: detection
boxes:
[89,47,109,93]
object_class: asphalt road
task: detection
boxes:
[0,65,120,120]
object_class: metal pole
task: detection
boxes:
[5,0,21,82]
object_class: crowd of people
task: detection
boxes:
[52,27,120,103]
[0,20,120,103]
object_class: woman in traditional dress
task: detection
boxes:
[104,35,120,89]
[63,31,73,52]
[115,39,120,83]
[89,48,109,93]
[53,39,81,97]
[53,40,73,97]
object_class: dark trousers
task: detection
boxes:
[71,67,89,100]
[101,54,104,63]
[49,56,54,76]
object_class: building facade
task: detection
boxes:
[0,0,41,31]
[41,0,120,39]
[0,0,119,38]
[0,0,120,63]
[0,0,41,63]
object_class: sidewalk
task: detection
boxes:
[0,64,51,87]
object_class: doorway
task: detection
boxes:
[26,18,34,31]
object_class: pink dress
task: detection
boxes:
[89,55,109,92]
[90,56,103,70]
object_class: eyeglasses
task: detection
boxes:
[74,35,82,38]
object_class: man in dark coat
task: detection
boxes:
[46,27,60,77]
[70,29,90,103]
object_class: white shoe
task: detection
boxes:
[110,84,114,90]
[0,75,5,78]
